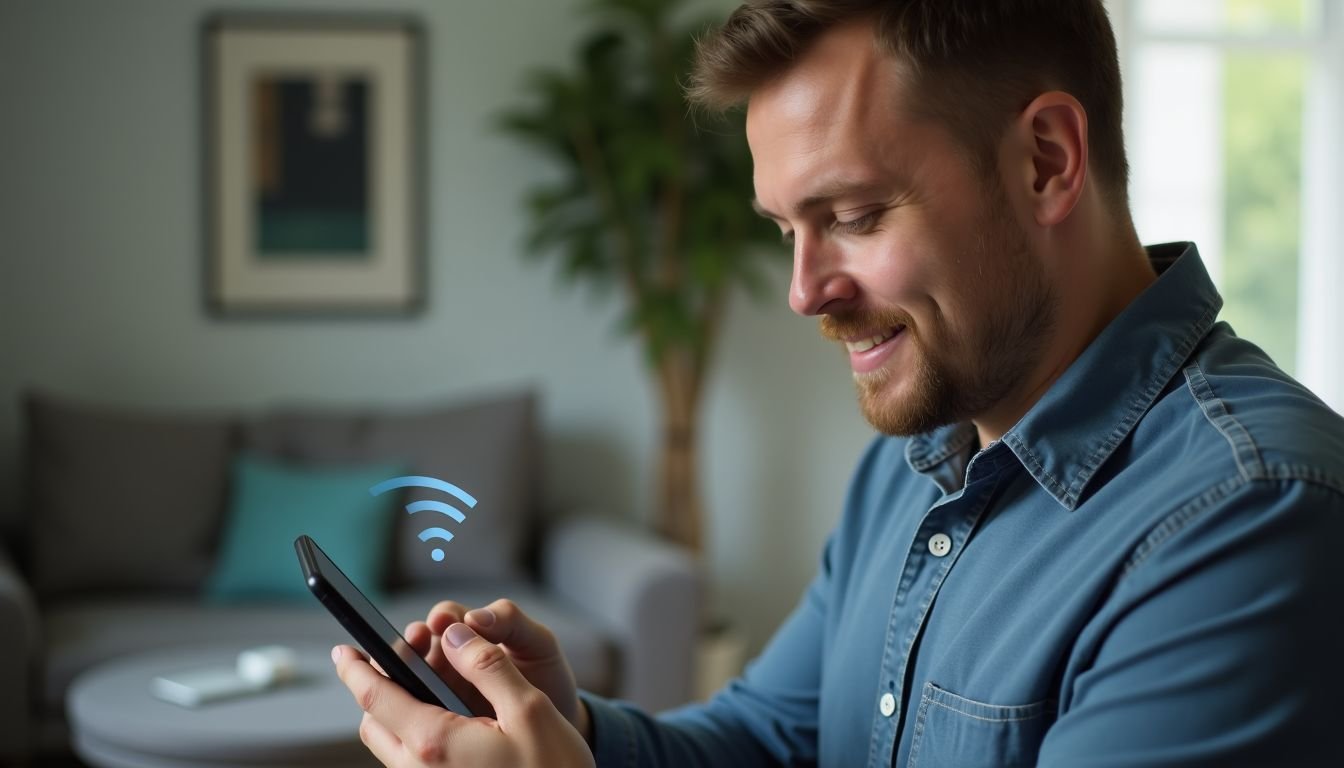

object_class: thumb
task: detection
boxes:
[443,623,550,726]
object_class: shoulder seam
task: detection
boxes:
[1123,471,1344,576]
[1254,462,1344,496]
[1183,362,1265,481]
[1122,474,1247,576]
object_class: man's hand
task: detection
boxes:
[401,598,591,742]
[333,622,594,768]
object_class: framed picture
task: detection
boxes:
[204,15,424,315]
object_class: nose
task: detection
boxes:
[788,232,857,316]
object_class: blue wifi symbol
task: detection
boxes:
[369,476,478,563]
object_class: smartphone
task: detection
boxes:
[295,534,477,715]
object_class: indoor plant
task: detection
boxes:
[497,0,785,555]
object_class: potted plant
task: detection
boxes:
[497,0,785,557]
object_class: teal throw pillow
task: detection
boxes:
[206,454,404,602]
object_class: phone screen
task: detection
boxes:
[295,535,475,715]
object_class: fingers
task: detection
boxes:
[405,619,455,689]
[425,600,470,635]
[405,620,433,658]
[334,643,386,677]
[465,599,562,662]
[357,711,402,766]
[334,645,417,722]
[333,645,461,750]
[441,623,554,728]
[454,599,576,728]
[406,607,497,719]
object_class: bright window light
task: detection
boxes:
[1117,0,1342,410]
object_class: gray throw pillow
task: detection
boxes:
[24,393,235,599]
[243,391,538,587]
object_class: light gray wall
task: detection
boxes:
[0,0,874,653]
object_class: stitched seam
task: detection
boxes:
[1122,474,1247,575]
[1064,298,1222,505]
[927,684,1059,716]
[871,506,921,768]
[868,618,898,768]
[1124,470,1344,576]
[1006,435,1071,502]
[621,699,637,768]
[1258,463,1344,496]
[1018,297,1221,509]
[908,427,976,471]
[888,481,999,767]
[1184,363,1266,480]
[907,687,934,768]
[926,698,1055,724]
[1063,394,1149,504]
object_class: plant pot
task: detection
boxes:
[694,619,748,701]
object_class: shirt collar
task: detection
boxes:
[907,242,1223,509]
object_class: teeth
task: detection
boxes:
[845,327,900,353]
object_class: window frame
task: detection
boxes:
[1109,0,1343,412]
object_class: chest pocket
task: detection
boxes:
[906,682,1056,768]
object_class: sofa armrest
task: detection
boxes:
[541,517,700,713]
[0,543,40,759]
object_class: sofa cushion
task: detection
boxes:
[206,455,405,602]
[242,391,538,587]
[24,393,234,599]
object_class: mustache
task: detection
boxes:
[820,308,915,342]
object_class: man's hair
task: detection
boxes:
[689,0,1129,204]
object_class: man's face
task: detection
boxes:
[746,22,1057,437]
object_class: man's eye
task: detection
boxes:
[836,211,879,235]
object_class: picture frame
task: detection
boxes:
[203,14,425,316]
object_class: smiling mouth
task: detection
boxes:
[844,325,905,353]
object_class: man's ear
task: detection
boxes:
[1011,91,1088,227]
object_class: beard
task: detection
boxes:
[821,185,1058,437]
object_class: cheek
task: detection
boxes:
[843,232,956,336]
[843,238,930,305]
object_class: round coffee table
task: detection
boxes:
[66,643,377,768]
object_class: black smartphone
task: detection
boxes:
[295,534,477,715]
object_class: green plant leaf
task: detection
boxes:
[494,0,789,358]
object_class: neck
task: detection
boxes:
[973,217,1154,447]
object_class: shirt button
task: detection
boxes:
[880,692,896,717]
[928,533,952,557]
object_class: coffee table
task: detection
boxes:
[66,643,378,768]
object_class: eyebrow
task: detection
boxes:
[751,177,890,222]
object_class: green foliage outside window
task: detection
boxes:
[1219,0,1311,373]
[1220,52,1304,373]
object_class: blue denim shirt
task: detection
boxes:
[582,243,1344,767]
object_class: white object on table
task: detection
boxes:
[151,645,298,707]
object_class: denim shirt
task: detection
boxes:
[582,243,1344,767]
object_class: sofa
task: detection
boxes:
[0,390,700,762]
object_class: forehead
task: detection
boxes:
[746,21,902,140]
[744,20,936,209]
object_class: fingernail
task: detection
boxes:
[466,608,496,628]
[331,646,342,664]
[446,623,475,649]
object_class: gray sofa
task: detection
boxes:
[0,391,699,762]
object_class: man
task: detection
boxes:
[334,1,1344,765]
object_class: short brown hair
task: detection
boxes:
[689,0,1129,204]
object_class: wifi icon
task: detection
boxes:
[369,476,478,563]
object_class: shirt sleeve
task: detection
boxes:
[581,535,836,768]
[1037,477,1344,767]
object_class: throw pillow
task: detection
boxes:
[242,391,538,587]
[205,454,403,602]
[24,392,235,599]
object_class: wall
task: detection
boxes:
[0,0,874,654]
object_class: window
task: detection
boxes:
[1113,0,1343,411]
